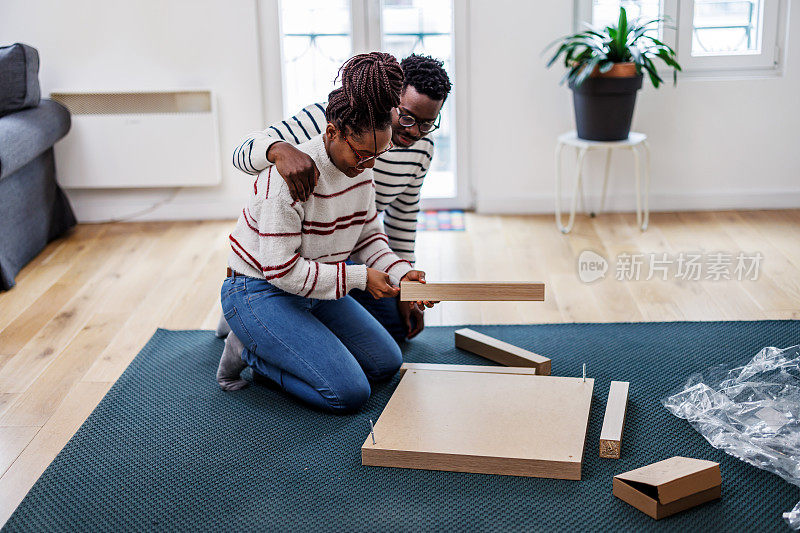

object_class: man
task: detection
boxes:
[221,53,451,344]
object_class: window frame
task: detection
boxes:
[573,0,786,77]
[676,0,781,71]
[364,0,472,209]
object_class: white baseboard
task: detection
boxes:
[66,188,800,222]
[476,189,800,214]
[68,195,243,223]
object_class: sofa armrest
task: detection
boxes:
[0,99,71,181]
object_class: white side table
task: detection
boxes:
[554,131,650,233]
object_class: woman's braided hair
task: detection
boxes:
[326,52,403,138]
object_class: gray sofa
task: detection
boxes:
[0,43,76,290]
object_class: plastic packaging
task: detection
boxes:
[661,345,800,529]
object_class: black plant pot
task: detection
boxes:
[569,74,643,141]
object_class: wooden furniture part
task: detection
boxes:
[454,328,551,376]
[362,369,594,480]
[599,381,630,459]
[613,457,721,520]
[399,281,545,302]
[399,363,536,376]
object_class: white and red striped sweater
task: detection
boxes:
[232,102,432,264]
[228,134,413,300]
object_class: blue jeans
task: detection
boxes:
[348,288,408,345]
[220,275,402,413]
[344,259,411,345]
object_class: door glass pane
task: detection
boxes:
[592,0,662,37]
[381,0,455,199]
[691,0,763,55]
[281,0,353,115]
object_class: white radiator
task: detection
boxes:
[50,89,221,188]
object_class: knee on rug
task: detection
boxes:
[364,341,403,382]
[325,376,371,414]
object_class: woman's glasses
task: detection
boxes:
[397,109,441,133]
[343,136,393,166]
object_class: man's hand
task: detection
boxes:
[398,298,425,339]
[267,142,320,202]
[366,268,400,299]
[401,270,437,310]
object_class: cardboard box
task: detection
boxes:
[613,456,721,520]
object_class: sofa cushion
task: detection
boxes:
[0,99,71,180]
[0,43,41,117]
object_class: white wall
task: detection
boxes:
[1,0,797,221]
[0,0,270,222]
[469,0,800,213]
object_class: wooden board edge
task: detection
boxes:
[454,329,552,375]
[599,439,621,459]
[399,281,545,302]
[361,447,582,480]
[398,363,537,377]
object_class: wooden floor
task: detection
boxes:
[1,209,799,524]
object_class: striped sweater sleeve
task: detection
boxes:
[252,193,368,301]
[350,185,414,284]
[380,142,432,264]
[232,102,328,175]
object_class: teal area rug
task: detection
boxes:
[4,321,800,532]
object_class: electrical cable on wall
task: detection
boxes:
[96,187,183,223]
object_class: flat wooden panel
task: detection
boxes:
[454,328,551,375]
[399,363,536,376]
[362,370,594,480]
[400,281,545,301]
[599,381,629,459]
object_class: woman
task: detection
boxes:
[217,52,434,413]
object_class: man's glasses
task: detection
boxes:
[397,109,441,133]
[343,136,393,166]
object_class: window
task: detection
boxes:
[590,0,663,36]
[677,0,781,71]
[278,0,464,204]
[280,0,353,116]
[575,0,784,74]
[691,0,763,54]
[380,0,456,199]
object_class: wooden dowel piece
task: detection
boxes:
[599,381,629,459]
[399,281,545,302]
[454,328,551,376]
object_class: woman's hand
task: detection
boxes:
[401,270,438,310]
[366,268,400,299]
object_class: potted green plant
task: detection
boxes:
[546,7,681,141]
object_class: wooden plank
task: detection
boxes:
[0,230,143,394]
[81,222,228,383]
[0,226,111,356]
[0,381,112,527]
[0,427,39,477]
[362,370,594,480]
[399,363,536,376]
[400,281,545,302]
[599,381,629,459]
[160,222,231,329]
[454,328,551,375]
